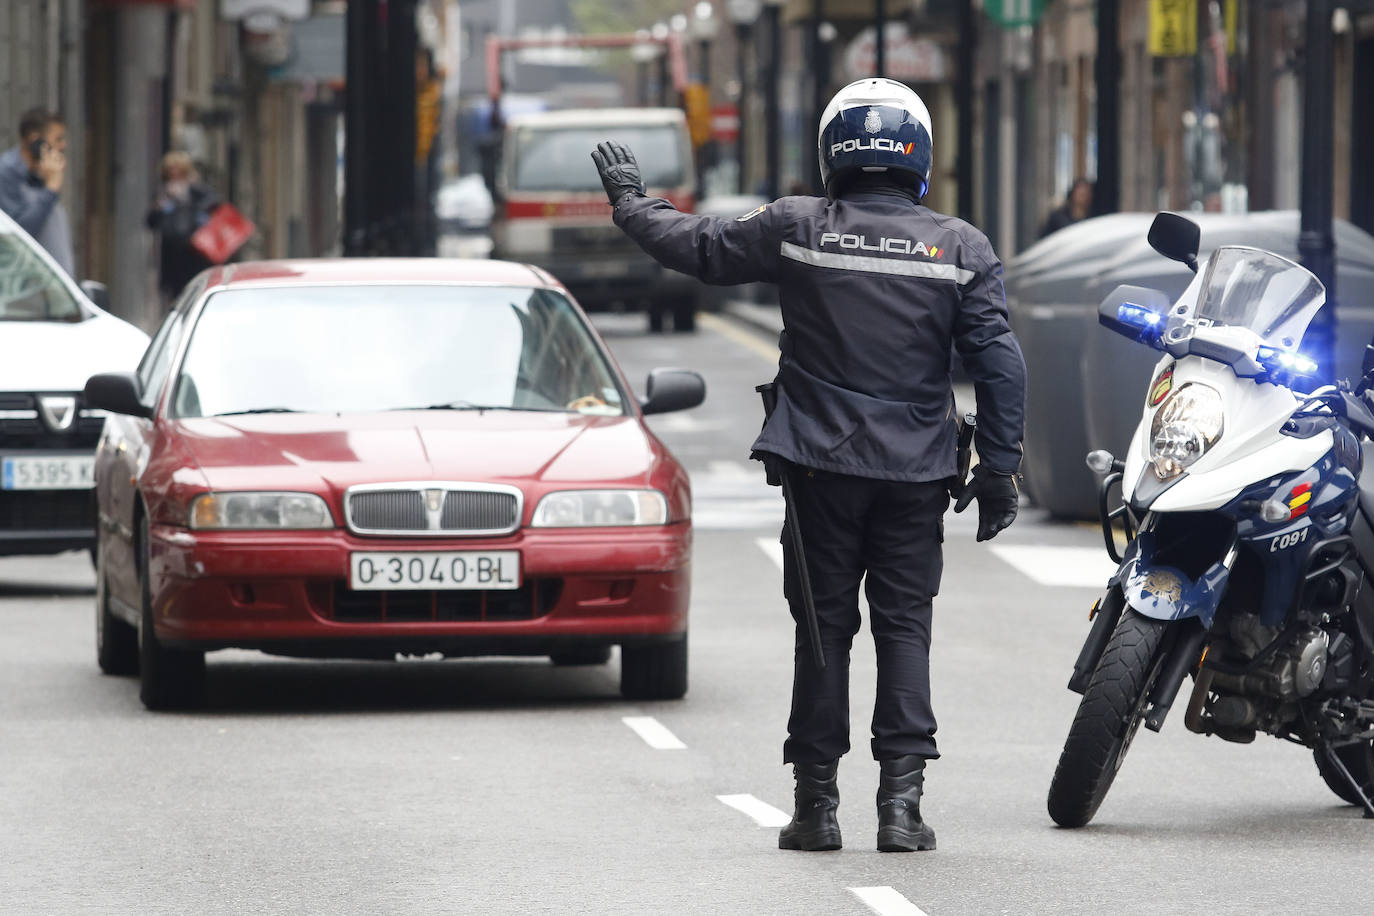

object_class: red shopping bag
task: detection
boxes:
[190,202,255,264]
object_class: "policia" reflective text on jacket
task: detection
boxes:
[613,187,1027,483]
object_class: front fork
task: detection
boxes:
[1072,516,1238,734]
[1069,588,1208,734]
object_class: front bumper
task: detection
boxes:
[146,523,692,655]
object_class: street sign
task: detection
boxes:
[984,0,1046,28]
[1148,0,1198,56]
[843,24,948,82]
[711,103,740,144]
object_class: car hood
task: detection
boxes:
[172,410,657,492]
[0,312,149,392]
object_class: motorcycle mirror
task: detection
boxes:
[1147,212,1201,274]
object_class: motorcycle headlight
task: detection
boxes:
[1149,383,1224,480]
[531,489,668,527]
[190,492,334,530]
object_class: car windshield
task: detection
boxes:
[171,285,628,418]
[510,123,685,192]
[0,226,82,322]
[1186,246,1325,349]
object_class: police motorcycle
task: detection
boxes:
[1047,212,1374,828]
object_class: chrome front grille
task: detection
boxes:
[345,483,521,536]
[349,490,426,531]
[441,490,517,531]
[0,392,105,449]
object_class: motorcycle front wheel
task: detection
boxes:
[1048,608,1168,828]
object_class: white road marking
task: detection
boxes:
[716,794,791,828]
[990,544,1119,589]
[684,466,784,530]
[621,716,687,750]
[693,505,785,531]
[707,459,753,480]
[849,886,930,916]
[756,537,785,572]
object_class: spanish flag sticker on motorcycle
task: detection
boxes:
[1148,364,1174,407]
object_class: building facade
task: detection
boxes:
[1,0,355,331]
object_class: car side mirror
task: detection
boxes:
[80,280,110,311]
[640,368,705,415]
[1147,212,1201,273]
[85,372,152,420]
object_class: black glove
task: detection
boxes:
[953,465,1019,542]
[590,140,646,206]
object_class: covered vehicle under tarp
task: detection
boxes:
[1007,211,1374,519]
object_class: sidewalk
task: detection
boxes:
[723,300,783,338]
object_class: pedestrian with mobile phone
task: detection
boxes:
[0,107,74,276]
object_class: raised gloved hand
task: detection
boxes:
[591,140,646,207]
[953,465,1019,542]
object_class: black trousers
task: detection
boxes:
[781,468,948,764]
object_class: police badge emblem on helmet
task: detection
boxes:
[864,108,882,134]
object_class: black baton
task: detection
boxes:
[952,411,977,497]
[756,383,825,671]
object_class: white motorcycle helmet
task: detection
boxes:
[817,78,933,199]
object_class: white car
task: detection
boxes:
[0,209,148,557]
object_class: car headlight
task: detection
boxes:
[190,492,334,529]
[531,489,668,527]
[1149,383,1224,480]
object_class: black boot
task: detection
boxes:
[778,760,842,851]
[876,755,936,852]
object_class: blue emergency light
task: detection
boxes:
[1256,346,1318,380]
[1116,302,1164,342]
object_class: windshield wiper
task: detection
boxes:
[214,407,302,416]
[387,402,572,413]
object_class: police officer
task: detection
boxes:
[592,78,1026,852]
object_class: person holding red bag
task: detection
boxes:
[146,151,221,305]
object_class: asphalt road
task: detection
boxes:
[3,309,1373,915]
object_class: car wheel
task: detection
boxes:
[95,544,138,676]
[550,645,612,667]
[620,635,687,701]
[136,514,205,710]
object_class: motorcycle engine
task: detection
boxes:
[1215,616,1328,700]
[1200,617,1334,739]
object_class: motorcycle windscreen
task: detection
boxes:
[1169,247,1325,352]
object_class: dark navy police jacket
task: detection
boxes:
[613,188,1027,483]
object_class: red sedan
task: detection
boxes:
[84,259,704,710]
